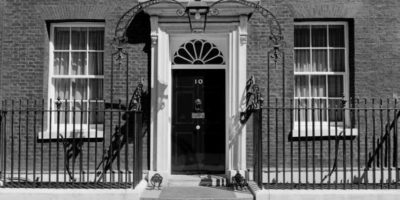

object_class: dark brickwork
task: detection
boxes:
[0,0,400,176]
[0,0,151,172]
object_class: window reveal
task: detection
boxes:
[50,23,104,136]
[294,22,348,124]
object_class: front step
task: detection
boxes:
[167,175,229,187]
[140,175,253,200]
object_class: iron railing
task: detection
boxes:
[252,98,400,189]
[0,99,143,188]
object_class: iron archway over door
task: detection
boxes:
[110,0,286,115]
[111,0,286,188]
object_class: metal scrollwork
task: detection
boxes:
[114,0,283,47]
[114,0,186,43]
[128,81,145,111]
[240,75,263,124]
[232,171,247,190]
[209,8,219,16]
[210,0,283,45]
[150,173,163,190]
[269,44,282,68]
[55,97,62,110]
[112,0,285,114]
[176,8,185,16]
[115,47,128,66]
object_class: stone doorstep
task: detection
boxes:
[145,173,231,188]
[167,174,229,187]
[146,170,249,188]
[140,174,253,200]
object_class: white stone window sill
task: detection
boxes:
[292,125,358,138]
[38,125,104,140]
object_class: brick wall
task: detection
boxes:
[0,0,151,174]
[1,0,400,177]
[245,0,400,175]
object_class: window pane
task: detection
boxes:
[71,27,87,50]
[295,75,309,97]
[58,101,70,124]
[54,79,70,99]
[328,75,344,97]
[312,99,327,122]
[89,102,104,124]
[328,99,343,121]
[72,79,87,100]
[294,50,310,72]
[312,50,328,71]
[72,102,88,124]
[330,49,345,72]
[54,52,69,75]
[294,25,310,47]
[71,52,86,75]
[54,27,69,50]
[89,79,103,100]
[329,25,344,47]
[294,99,309,121]
[89,52,103,75]
[311,25,327,47]
[89,27,104,50]
[311,75,326,97]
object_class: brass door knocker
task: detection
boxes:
[194,98,202,112]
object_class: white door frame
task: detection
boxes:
[149,15,248,177]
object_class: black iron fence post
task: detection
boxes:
[253,108,263,188]
[3,97,400,189]
[133,111,143,188]
[0,106,3,182]
[2,101,7,185]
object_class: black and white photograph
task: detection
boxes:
[0,0,399,199]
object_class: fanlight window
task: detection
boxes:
[173,39,225,65]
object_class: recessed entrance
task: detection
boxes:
[172,69,225,174]
[151,30,247,175]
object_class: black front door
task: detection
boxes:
[172,69,225,174]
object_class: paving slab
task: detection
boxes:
[141,186,253,200]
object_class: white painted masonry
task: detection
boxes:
[148,7,249,178]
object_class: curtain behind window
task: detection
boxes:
[52,25,104,126]
[294,24,346,122]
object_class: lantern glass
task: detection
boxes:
[185,0,209,32]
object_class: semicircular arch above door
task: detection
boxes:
[172,39,226,65]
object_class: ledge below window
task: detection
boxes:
[291,126,358,138]
[38,128,104,141]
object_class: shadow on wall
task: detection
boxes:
[125,10,152,170]
[126,11,151,53]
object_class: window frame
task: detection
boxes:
[293,21,355,137]
[46,22,105,139]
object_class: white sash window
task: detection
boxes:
[293,21,352,137]
[47,22,105,138]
